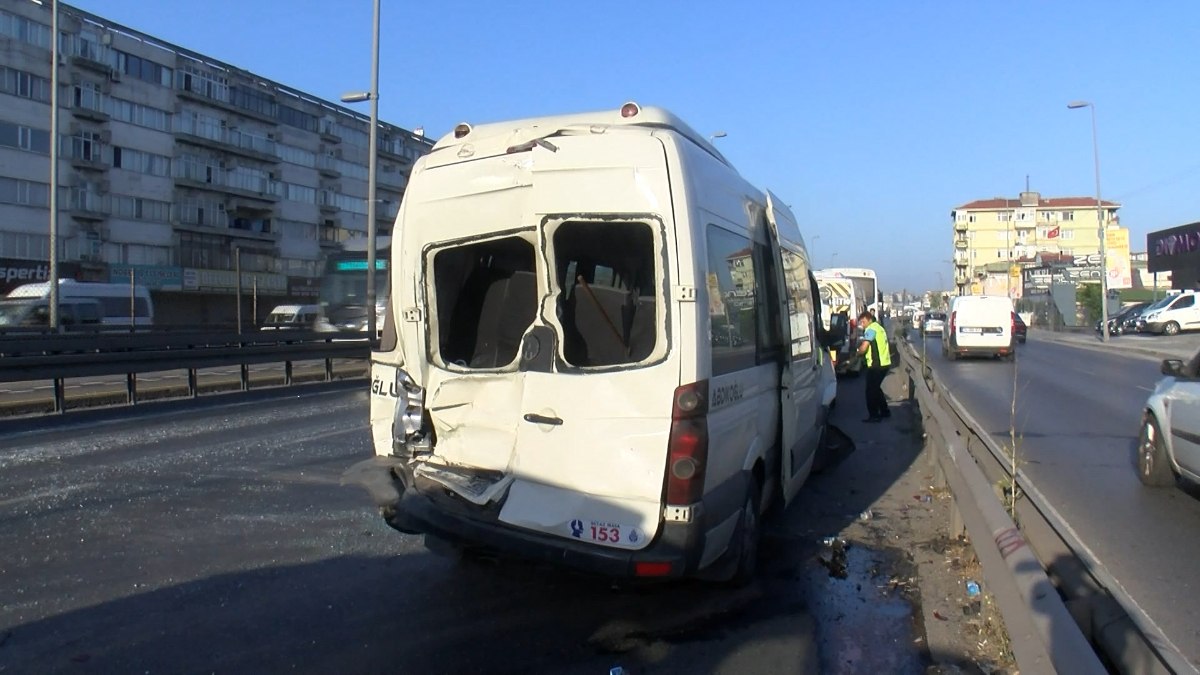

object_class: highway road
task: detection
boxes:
[0,379,989,674]
[911,327,1200,670]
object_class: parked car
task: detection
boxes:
[1139,291,1198,335]
[1138,353,1200,488]
[923,311,946,336]
[1096,302,1149,336]
[1012,312,1027,343]
[1119,302,1153,334]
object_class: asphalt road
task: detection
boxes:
[0,381,960,675]
[911,328,1200,669]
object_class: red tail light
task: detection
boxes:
[1011,312,1017,335]
[665,381,708,505]
[950,311,957,335]
[634,561,673,577]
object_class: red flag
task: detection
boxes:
[1047,226,1060,239]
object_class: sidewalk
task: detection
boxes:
[1031,327,1200,361]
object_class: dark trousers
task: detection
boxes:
[865,367,889,419]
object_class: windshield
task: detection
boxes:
[1144,296,1175,312]
[0,300,35,326]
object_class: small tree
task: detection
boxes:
[1077,283,1102,323]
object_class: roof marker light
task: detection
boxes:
[620,102,640,118]
[453,123,472,139]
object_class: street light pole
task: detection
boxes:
[1068,100,1109,342]
[341,0,381,339]
[49,0,60,330]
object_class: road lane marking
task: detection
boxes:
[0,482,100,508]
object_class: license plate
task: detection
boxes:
[961,327,982,334]
[569,519,642,546]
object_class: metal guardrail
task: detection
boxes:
[0,329,372,412]
[900,337,1194,674]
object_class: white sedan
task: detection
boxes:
[923,312,946,336]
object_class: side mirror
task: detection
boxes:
[1162,359,1184,376]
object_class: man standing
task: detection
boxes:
[856,310,892,422]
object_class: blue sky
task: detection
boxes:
[69,0,1198,293]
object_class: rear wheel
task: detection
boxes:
[728,482,763,587]
[1138,415,1175,487]
[1164,321,1181,336]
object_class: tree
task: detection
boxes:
[1077,283,1102,322]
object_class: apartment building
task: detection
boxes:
[950,191,1124,297]
[0,1,432,323]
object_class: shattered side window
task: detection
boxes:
[554,221,658,367]
[433,236,537,369]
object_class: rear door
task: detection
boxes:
[766,192,818,502]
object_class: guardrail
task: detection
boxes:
[900,337,1192,674]
[0,329,372,413]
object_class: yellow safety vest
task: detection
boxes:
[865,321,891,368]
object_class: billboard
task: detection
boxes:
[1105,228,1132,289]
[109,264,183,291]
[1147,221,1200,273]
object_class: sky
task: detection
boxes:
[67,0,1199,294]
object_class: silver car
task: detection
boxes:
[1138,353,1200,487]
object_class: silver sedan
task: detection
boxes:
[1139,353,1200,487]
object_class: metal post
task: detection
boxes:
[129,267,135,328]
[234,245,242,334]
[1069,101,1109,342]
[48,0,60,330]
[366,0,381,339]
[253,275,258,327]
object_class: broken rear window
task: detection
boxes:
[433,236,537,369]
[554,221,658,367]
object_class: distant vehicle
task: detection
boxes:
[0,297,102,330]
[1138,353,1200,488]
[1012,312,1027,344]
[1096,302,1149,336]
[4,280,153,327]
[316,237,390,335]
[923,311,946,336]
[943,295,1015,361]
[1121,303,1155,334]
[1138,292,1197,336]
[821,267,882,317]
[815,271,867,375]
[261,304,320,330]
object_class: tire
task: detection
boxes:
[728,481,763,587]
[1138,415,1176,487]
[1164,321,1181,336]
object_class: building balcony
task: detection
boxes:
[954,238,968,249]
[177,88,279,126]
[316,155,341,179]
[1013,220,1036,230]
[68,191,111,221]
[954,221,968,232]
[955,275,970,286]
[71,103,110,124]
[319,124,342,144]
[70,155,108,173]
[317,190,339,214]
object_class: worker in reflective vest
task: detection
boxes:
[856,311,892,423]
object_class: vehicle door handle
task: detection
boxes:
[523,413,563,426]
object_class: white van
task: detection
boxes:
[943,295,1015,361]
[1139,290,1199,336]
[350,103,839,583]
[5,279,153,327]
[261,304,320,330]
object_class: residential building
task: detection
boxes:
[0,1,432,323]
[950,191,1124,298]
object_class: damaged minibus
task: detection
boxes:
[347,103,841,583]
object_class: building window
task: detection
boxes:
[109,97,172,132]
[176,62,229,103]
[0,8,52,49]
[0,121,50,154]
[111,146,171,177]
[0,177,51,207]
[72,81,107,112]
[0,66,51,102]
[1061,211,1075,221]
[997,212,1011,222]
[277,105,318,132]
[114,50,173,87]
[230,86,277,117]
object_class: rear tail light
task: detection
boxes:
[950,311,957,335]
[634,561,673,577]
[665,381,708,505]
[1011,312,1017,335]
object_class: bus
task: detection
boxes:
[316,236,390,334]
[820,268,881,317]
